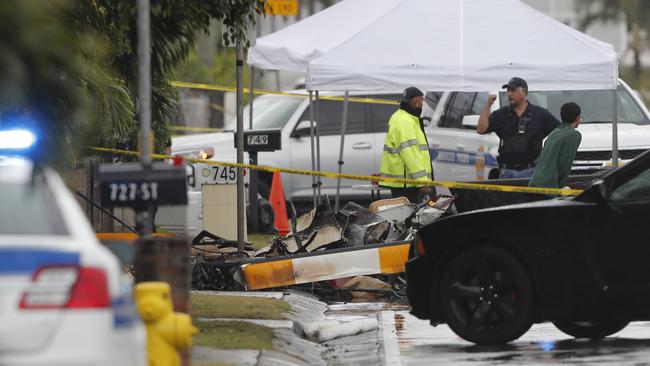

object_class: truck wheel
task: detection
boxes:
[553,320,629,339]
[439,246,534,345]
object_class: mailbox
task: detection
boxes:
[99,163,187,208]
[234,129,282,152]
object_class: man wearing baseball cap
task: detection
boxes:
[477,77,560,178]
[379,86,434,203]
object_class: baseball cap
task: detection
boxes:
[401,86,424,102]
[501,77,528,91]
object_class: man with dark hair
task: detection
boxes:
[528,102,582,189]
[379,86,434,203]
[477,77,560,178]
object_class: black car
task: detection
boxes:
[406,150,650,345]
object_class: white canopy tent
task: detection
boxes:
[249,0,620,209]
[306,0,617,91]
[248,0,403,72]
[248,0,407,209]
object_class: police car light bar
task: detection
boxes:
[0,129,37,150]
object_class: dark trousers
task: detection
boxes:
[390,187,421,203]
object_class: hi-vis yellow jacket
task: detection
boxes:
[379,109,432,188]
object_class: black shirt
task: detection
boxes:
[487,102,560,166]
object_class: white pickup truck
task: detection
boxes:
[167,80,650,236]
[422,79,650,181]
[172,92,401,202]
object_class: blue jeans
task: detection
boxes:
[499,167,535,179]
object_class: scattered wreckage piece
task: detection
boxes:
[190,195,456,293]
[236,241,411,290]
[261,200,345,256]
[190,230,257,290]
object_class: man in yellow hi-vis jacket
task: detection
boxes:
[380,87,434,203]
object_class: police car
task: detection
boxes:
[0,129,146,365]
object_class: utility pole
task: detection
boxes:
[136,0,153,234]
[236,41,245,252]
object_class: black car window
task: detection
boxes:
[438,92,476,128]
[610,168,650,202]
[298,99,368,136]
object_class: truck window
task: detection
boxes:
[498,86,649,125]
[425,92,444,111]
[225,95,303,130]
[470,93,488,115]
[438,92,476,128]
[367,94,401,132]
[299,99,368,136]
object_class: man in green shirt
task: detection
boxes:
[528,102,582,189]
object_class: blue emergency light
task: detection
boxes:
[0,129,37,150]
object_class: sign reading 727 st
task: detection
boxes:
[99,163,187,207]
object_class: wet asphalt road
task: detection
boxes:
[388,307,650,365]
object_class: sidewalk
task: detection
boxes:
[191,290,392,366]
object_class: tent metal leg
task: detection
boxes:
[315,91,322,198]
[335,91,349,212]
[309,90,317,210]
[248,65,259,232]
[612,87,619,168]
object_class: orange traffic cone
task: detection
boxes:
[269,171,290,235]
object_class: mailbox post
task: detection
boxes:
[234,129,282,233]
[99,163,188,210]
[100,163,191,366]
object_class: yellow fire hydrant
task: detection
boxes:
[134,282,198,366]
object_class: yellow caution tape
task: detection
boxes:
[87,146,584,196]
[170,80,400,106]
[171,126,223,133]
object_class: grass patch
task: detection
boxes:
[247,233,275,250]
[191,293,290,320]
[194,320,274,350]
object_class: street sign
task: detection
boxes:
[99,163,187,208]
[234,129,282,152]
[265,0,299,16]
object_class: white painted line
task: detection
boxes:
[380,310,402,366]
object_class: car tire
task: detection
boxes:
[553,320,629,339]
[439,246,534,345]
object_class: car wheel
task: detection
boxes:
[553,320,629,339]
[439,246,534,345]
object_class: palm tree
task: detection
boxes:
[576,0,650,79]
[75,0,265,155]
[0,0,264,167]
[0,0,115,168]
